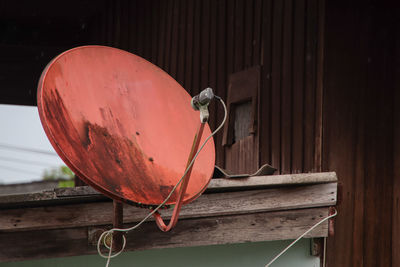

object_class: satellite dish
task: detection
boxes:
[37,46,215,209]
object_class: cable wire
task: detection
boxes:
[97,97,227,266]
[265,208,338,266]
[0,156,58,166]
[0,164,43,176]
[0,143,58,156]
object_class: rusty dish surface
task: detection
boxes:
[37,46,215,206]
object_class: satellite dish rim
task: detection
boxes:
[37,45,215,207]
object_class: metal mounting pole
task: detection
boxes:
[153,87,213,232]
[153,122,206,232]
[112,200,124,251]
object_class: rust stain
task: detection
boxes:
[42,89,183,204]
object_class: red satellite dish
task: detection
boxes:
[37,46,215,208]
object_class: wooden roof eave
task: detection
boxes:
[0,172,337,263]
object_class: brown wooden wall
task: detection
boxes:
[2,0,399,266]
[0,0,324,174]
[323,0,399,266]
[0,0,108,105]
[109,1,398,266]
[103,0,324,174]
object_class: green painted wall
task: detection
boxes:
[1,239,319,267]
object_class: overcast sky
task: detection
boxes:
[0,104,64,184]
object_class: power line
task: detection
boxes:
[0,164,42,176]
[0,156,59,167]
[0,143,58,156]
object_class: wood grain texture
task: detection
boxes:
[0,172,337,208]
[209,172,337,190]
[303,0,318,173]
[259,0,273,167]
[224,67,260,173]
[214,0,227,167]
[291,0,306,173]
[323,2,367,265]
[392,25,400,267]
[0,207,330,262]
[0,182,337,232]
[119,207,330,250]
[99,0,324,175]
[270,0,283,172]
[281,0,293,174]
[1,0,324,175]
[323,0,398,266]
[3,1,400,266]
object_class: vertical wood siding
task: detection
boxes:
[105,0,324,174]
[323,0,398,266]
[2,1,399,266]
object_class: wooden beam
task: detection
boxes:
[208,172,337,191]
[0,183,337,232]
[0,173,337,262]
[0,207,330,262]
[0,172,337,208]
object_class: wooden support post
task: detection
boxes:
[112,201,124,252]
[74,175,87,187]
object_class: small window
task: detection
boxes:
[233,100,252,143]
[222,66,260,174]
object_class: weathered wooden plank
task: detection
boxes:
[136,1,146,56]
[169,0,180,78]
[393,25,400,267]
[120,207,330,250]
[303,0,318,172]
[0,182,336,231]
[291,0,306,173]
[0,190,56,206]
[106,0,114,46]
[119,0,130,50]
[259,0,273,167]
[130,1,140,53]
[176,0,187,85]
[252,0,262,65]
[191,0,201,95]
[0,172,337,208]
[270,0,284,172]
[323,2,364,265]
[226,0,235,83]
[142,0,153,60]
[361,17,394,267]
[208,172,337,190]
[244,0,253,68]
[151,0,160,63]
[321,2,397,266]
[214,0,227,168]
[200,0,210,90]
[183,0,194,91]
[281,0,293,174]
[113,0,121,48]
[314,0,325,172]
[163,0,173,72]
[156,0,167,68]
[0,207,330,262]
[0,227,88,262]
[233,0,244,72]
[208,0,217,131]
[224,67,261,174]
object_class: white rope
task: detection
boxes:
[265,208,338,267]
[97,97,227,264]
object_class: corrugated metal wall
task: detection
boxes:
[104,0,324,174]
